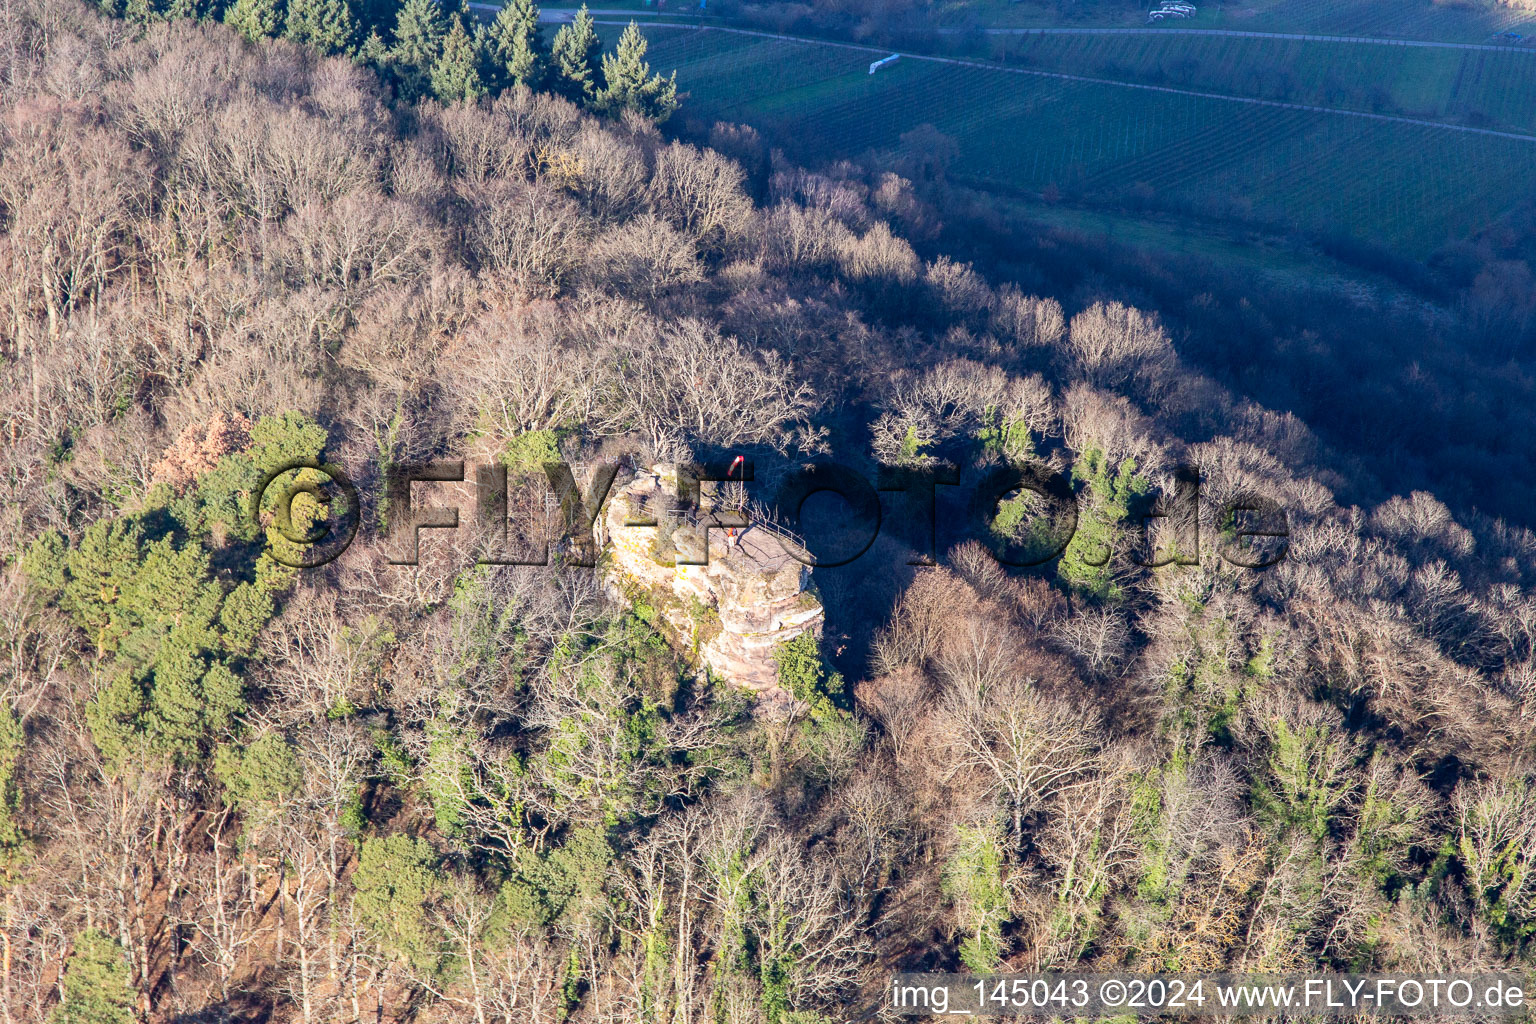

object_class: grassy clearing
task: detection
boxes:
[639,26,1536,256]
[982,191,1399,294]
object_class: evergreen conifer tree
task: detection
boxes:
[359,27,391,70]
[48,931,136,1024]
[353,0,396,35]
[285,0,360,54]
[0,704,23,858]
[596,21,678,123]
[125,0,164,25]
[224,0,284,41]
[487,0,544,89]
[549,4,600,104]
[431,15,488,102]
[353,835,446,972]
[391,0,448,100]
[163,0,210,19]
[392,0,446,66]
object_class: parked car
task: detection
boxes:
[1149,1,1196,21]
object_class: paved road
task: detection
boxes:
[466,5,1536,143]
[960,26,1536,53]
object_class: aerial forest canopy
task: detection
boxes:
[1,2,1536,1024]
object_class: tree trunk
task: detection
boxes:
[2,890,12,1024]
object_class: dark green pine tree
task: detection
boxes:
[353,0,398,35]
[224,0,285,41]
[163,0,212,19]
[58,519,141,656]
[549,4,601,105]
[285,0,360,55]
[353,835,446,973]
[390,0,447,100]
[0,703,24,857]
[358,27,391,72]
[487,0,544,89]
[596,21,678,123]
[125,0,164,25]
[47,930,136,1024]
[430,15,488,103]
[392,0,446,66]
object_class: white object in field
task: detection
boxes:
[869,54,900,74]
[1148,0,1195,18]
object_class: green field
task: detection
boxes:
[635,26,1536,256]
[933,0,1536,41]
[990,32,1536,132]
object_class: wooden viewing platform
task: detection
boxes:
[622,491,810,575]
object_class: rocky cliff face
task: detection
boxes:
[595,467,824,702]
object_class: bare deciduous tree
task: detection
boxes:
[597,316,819,454]
[939,672,1105,844]
[584,213,703,298]
[1066,301,1175,388]
[647,141,753,251]
[463,180,587,294]
[993,285,1066,350]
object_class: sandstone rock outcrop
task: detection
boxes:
[595,466,824,700]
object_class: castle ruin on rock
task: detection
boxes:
[593,465,824,702]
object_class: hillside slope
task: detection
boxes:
[2,5,1536,1023]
